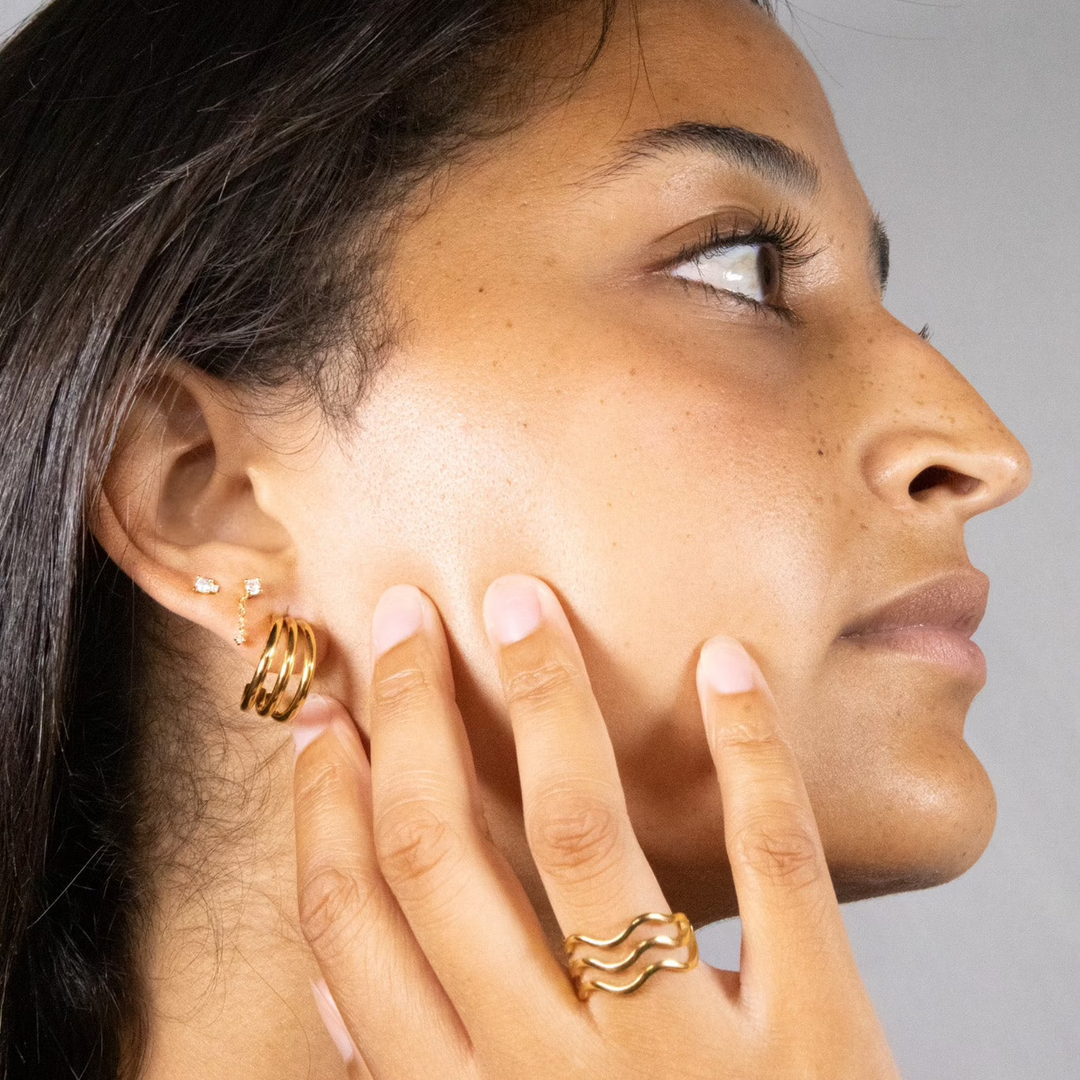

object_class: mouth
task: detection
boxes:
[838,569,990,687]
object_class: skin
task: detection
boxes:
[93,0,1030,1075]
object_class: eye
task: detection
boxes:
[670,242,780,305]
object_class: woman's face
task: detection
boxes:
[271,0,1030,924]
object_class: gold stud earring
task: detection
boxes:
[240,615,317,722]
[194,576,220,594]
[234,577,262,645]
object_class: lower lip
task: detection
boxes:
[840,626,987,686]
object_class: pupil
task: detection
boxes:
[758,247,777,302]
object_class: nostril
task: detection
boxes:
[908,465,983,502]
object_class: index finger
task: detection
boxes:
[695,637,859,1006]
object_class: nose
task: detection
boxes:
[858,322,1032,519]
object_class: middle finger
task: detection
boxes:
[483,575,672,953]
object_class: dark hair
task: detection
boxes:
[0,1,771,1076]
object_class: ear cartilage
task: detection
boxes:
[235,577,262,646]
[194,576,221,594]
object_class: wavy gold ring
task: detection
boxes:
[563,912,698,999]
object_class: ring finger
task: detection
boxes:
[366,584,572,1023]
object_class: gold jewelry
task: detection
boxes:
[240,615,317,723]
[194,576,220,594]
[234,577,262,645]
[563,912,698,1000]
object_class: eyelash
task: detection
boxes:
[667,208,820,322]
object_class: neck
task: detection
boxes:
[126,673,346,1079]
[126,704,553,1080]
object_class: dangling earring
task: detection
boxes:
[234,577,261,645]
[240,615,317,723]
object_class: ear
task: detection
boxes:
[92,365,296,652]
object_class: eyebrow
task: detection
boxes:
[589,121,821,196]
[587,121,891,293]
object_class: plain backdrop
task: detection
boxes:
[2,1,1077,1078]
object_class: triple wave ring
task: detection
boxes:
[563,912,699,999]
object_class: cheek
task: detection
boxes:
[293,331,840,711]
[529,360,841,712]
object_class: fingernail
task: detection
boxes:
[372,584,425,658]
[485,575,543,645]
[310,977,357,1065]
[700,637,757,695]
[293,694,334,758]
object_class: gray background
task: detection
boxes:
[2,0,1076,1077]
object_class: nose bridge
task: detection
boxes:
[855,316,1032,516]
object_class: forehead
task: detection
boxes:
[523,0,852,182]
[423,0,862,224]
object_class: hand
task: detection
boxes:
[292,575,903,1079]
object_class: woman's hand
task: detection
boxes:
[292,575,902,1079]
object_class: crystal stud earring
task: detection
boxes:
[194,576,220,594]
[235,578,262,645]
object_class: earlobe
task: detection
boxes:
[91,366,296,652]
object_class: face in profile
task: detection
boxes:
[208,0,1030,926]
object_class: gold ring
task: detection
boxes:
[563,912,698,999]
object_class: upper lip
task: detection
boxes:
[840,569,990,640]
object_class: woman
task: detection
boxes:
[0,0,1031,1077]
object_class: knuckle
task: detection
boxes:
[505,660,583,710]
[527,786,623,883]
[713,726,790,757]
[729,811,822,890]
[372,666,437,715]
[295,756,349,807]
[298,866,375,960]
[374,801,461,899]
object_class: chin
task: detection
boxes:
[655,725,999,927]
[824,734,999,904]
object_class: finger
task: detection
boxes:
[483,575,687,980]
[695,637,858,1005]
[293,695,470,1079]
[367,585,574,1024]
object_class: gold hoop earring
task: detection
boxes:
[240,615,317,723]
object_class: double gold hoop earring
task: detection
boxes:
[240,615,317,723]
